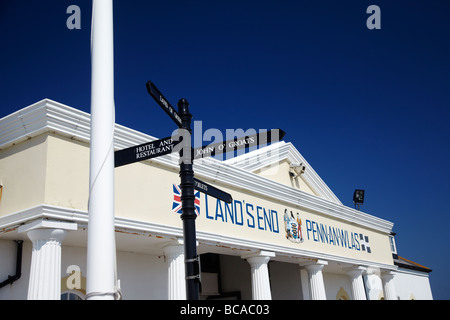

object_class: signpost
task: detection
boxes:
[146,81,183,128]
[176,98,200,300]
[114,81,286,300]
[114,136,181,168]
[194,178,232,204]
[193,129,286,160]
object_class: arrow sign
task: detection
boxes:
[193,128,286,160]
[146,81,183,128]
[115,136,181,168]
[194,178,232,203]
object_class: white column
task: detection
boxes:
[242,251,275,300]
[303,260,328,300]
[87,0,117,300]
[163,241,186,300]
[299,268,310,300]
[19,220,77,300]
[345,266,367,300]
[381,271,398,300]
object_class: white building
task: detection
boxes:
[0,99,433,300]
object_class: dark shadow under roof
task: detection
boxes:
[393,255,432,273]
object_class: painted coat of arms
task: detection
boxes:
[284,209,304,243]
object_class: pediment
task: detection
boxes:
[224,142,342,205]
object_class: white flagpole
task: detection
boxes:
[86,0,117,300]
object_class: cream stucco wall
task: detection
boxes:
[254,159,318,196]
[44,134,90,211]
[0,133,91,216]
[0,134,48,217]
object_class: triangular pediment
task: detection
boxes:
[224,142,342,205]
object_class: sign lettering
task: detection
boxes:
[304,219,372,253]
[146,81,183,127]
[194,178,232,203]
[193,129,285,159]
[203,194,280,234]
[115,136,180,168]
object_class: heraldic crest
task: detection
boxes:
[284,209,304,243]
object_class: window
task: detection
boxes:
[389,236,397,254]
[61,291,84,300]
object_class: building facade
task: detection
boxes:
[0,99,432,300]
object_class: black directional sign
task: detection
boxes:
[138,80,287,301]
[115,136,180,168]
[194,178,232,203]
[146,81,183,128]
[193,128,286,159]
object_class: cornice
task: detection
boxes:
[0,99,160,150]
[224,141,342,204]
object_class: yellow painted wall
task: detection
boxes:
[0,134,48,216]
[254,159,318,196]
[44,134,90,211]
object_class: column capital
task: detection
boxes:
[162,239,185,256]
[246,256,271,266]
[27,228,67,244]
[18,219,78,234]
[344,266,367,278]
[241,250,275,260]
[162,238,184,246]
[302,260,328,273]
[381,270,396,281]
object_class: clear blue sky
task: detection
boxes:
[1,1,449,299]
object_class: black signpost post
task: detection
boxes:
[114,81,286,300]
[176,98,201,300]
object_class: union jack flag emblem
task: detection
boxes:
[172,184,200,216]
